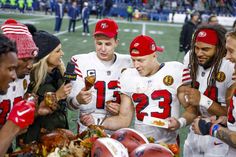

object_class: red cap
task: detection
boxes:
[130,35,163,57]
[94,18,118,38]
[196,29,218,45]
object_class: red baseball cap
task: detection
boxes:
[130,35,163,57]
[94,18,118,38]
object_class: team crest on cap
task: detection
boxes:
[151,43,156,51]
[100,23,108,29]
[163,75,174,86]
[216,71,225,82]
[23,79,28,90]
[198,31,207,37]
[134,43,140,47]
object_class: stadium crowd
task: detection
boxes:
[1,0,236,21]
[1,1,236,156]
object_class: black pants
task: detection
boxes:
[68,19,76,32]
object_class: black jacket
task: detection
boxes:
[179,20,197,54]
[18,68,69,144]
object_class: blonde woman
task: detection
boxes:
[19,31,72,144]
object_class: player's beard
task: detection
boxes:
[199,56,214,69]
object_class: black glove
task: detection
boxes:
[198,119,212,135]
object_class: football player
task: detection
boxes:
[0,34,35,156]
[168,24,235,157]
[103,35,185,146]
[67,18,132,133]
[0,19,38,153]
[191,29,236,157]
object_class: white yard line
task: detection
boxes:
[142,23,146,35]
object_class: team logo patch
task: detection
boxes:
[87,69,96,77]
[23,79,28,90]
[101,23,108,29]
[216,71,225,82]
[163,75,174,86]
[150,43,156,51]
[134,43,140,47]
[198,31,207,37]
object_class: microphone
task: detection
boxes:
[64,62,77,84]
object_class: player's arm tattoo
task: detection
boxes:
[216,127,236,148]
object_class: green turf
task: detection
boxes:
[0,12,187,156]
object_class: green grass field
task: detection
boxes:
[0,11,187,156]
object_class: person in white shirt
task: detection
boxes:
[191,29,236,157]
[103,34,185,146]
[168,24,235,157]
[67,18,132,134]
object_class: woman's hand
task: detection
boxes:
[56,83,72,100]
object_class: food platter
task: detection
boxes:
[143,116,169,128]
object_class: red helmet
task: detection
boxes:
[111,128,149,153]
[91,137,128,157]
[130,143,174,157]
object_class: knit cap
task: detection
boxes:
[1,19,38,59]
[33,30,60,61]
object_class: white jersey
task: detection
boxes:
[69,52,132,132]
[183,56,234,157]
[0,75,29,127]
[185,57,235,117]
[119,61,184,144]
[226,94,236,157]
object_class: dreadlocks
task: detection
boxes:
[189,24,227,89]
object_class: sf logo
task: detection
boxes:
[101,23,108,29]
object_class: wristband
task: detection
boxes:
[178,117,187,128]
[210,124,219,137]
[199,94,213,109]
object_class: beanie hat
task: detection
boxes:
[1,19,38,59]
[196,28,218,46]
[25,23,37,35]
[94,18,118,38]
[130,35,163,57]
[33,30,60,61]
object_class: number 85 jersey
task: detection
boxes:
[119,61,184,144]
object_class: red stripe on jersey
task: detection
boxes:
[77,73,83,78]
[183,68,190,72]
[182,77,192,84]
[183,73,190,77]
[75,68,82,78]
[71,58,78,65]
[75,67,81,74]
